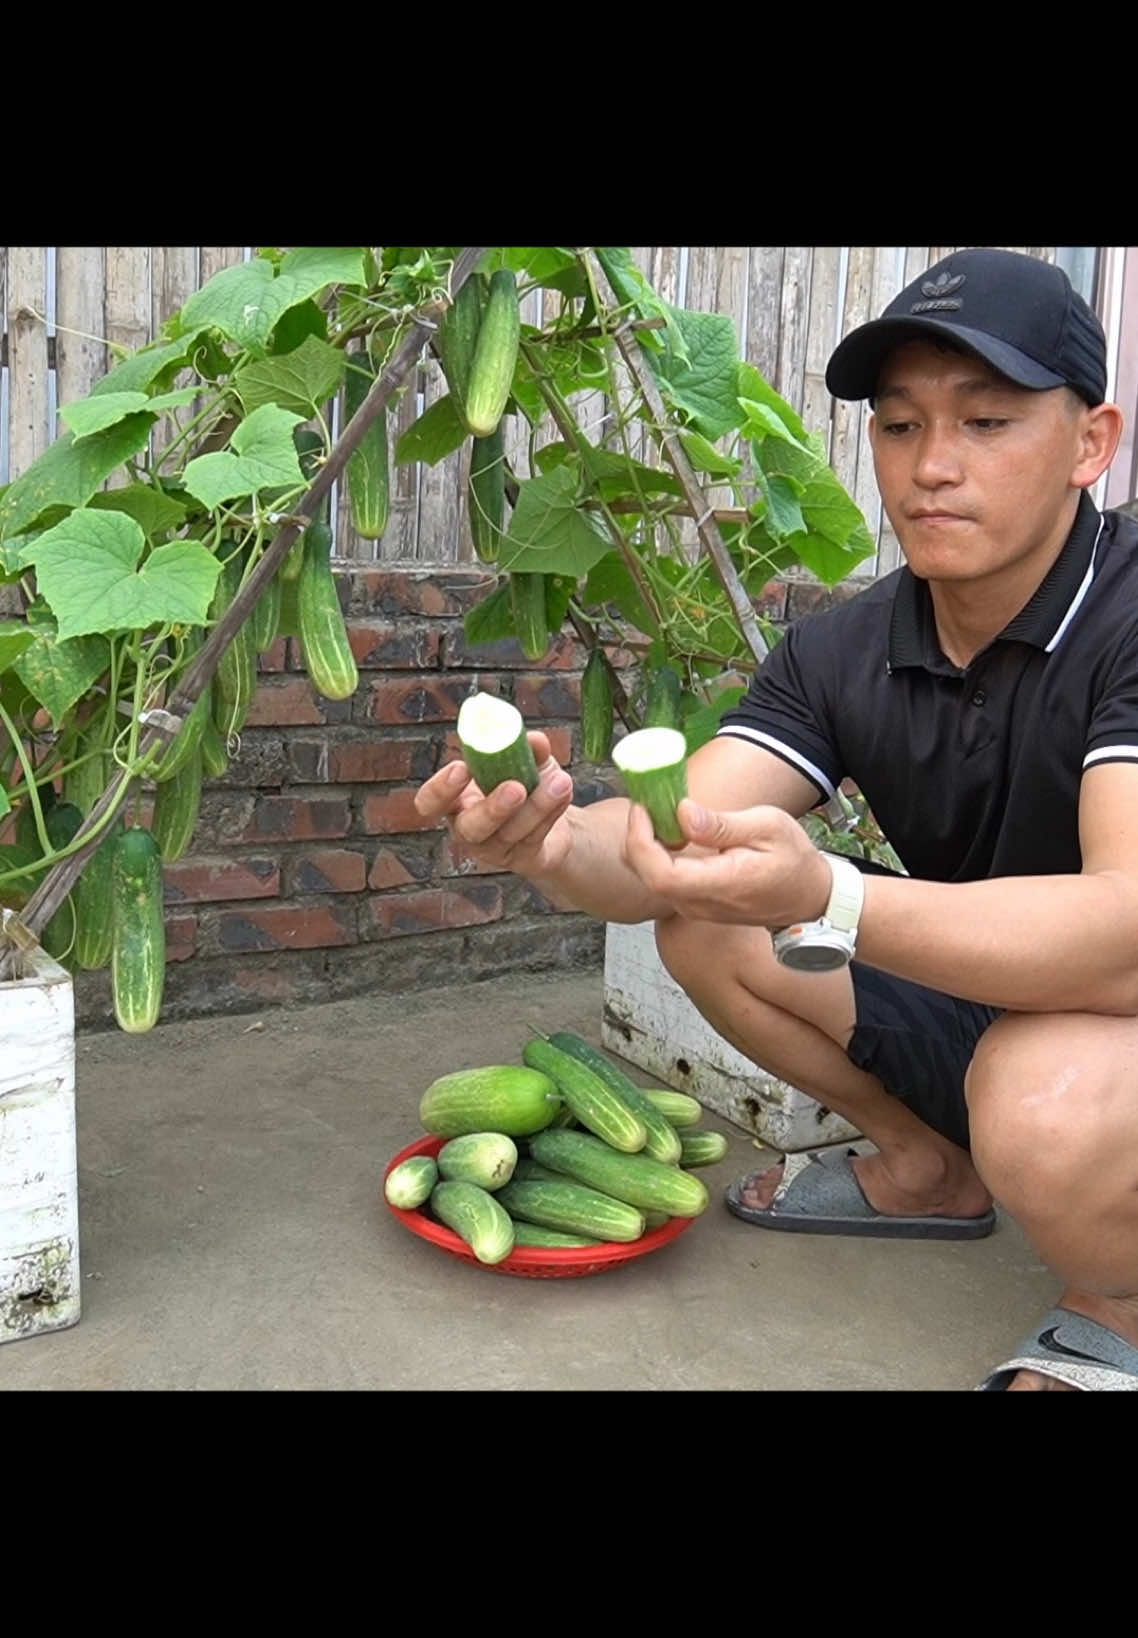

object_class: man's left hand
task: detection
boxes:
[622,798,833,928]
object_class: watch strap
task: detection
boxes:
[820,853,864,936]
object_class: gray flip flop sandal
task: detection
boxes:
[976,1307,1138,1390]
[725,1146,997,1240]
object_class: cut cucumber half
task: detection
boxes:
[613,726,689,845]
[457,691,540,797]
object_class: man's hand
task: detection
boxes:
[412,730,576,879]
[622,797,833,928]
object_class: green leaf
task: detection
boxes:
[510,346,547,427]
[394,395,468,467]
[593,249,677,358]
[583,448,684,502]
[60,385,199,441]
[18,508,222,639]
[182,404,305,509]
[655,307,744,441]
[277,247,367,295]
[681,685,747,755]
[0,415,155,539]
[496,466,610,577]
[760,473,807,541]
[91,338,194,398]
[233,335,346,417]
[739,396,815,454]
[0,787,9,821]
[269,298,329,355]
[786,517,877,586]
[680,430,743,478]
[584,552,660,638]
[736,362,817,450]
[87,484,188,538]
[479,248,579,283]
[0,621,34,675]
[12,630,110,726]
[463,580,514,646]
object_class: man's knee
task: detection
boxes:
[965,1012,1132,1212]
[654,915,762,994]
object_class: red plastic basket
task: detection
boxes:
[384,1134,695,1279]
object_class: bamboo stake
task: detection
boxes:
[0,248,489,973]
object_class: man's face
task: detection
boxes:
[867,339,1090,584]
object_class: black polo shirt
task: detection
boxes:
[716,491,1138,882]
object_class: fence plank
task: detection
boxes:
[151,247,198,463]
[801,246,841,457]
[416,353,464,562]
[200,247,244,285]
[775,248,813,418]
[54,249,106,424]
[829,246,874,503]
[7,247,50,482]
[747,247,785,386]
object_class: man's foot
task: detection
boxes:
[736,1145,993,1222]
[1002,1291,1138,1391]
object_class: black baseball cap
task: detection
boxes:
[825,248,1108,408]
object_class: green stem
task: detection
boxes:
[0,700,52,856]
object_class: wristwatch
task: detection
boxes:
[771,853,865,973]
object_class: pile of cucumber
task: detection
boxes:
[385,1030,730,1266]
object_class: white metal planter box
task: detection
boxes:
[1,911,81,1344]
[602,919,859,1154]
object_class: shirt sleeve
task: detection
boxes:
[1084,624,1138,772]
[716,620,843,802]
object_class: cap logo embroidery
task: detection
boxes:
[909,269,965,316]
[920,272,966,298]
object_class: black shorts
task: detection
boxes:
[841,859,1002,1152]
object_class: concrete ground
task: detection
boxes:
[0,968,1059,1391]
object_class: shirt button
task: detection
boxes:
[971,688,987,706]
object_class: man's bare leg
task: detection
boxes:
[654,916,991,1221]
[965,1010,1138,1390]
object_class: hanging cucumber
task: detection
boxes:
[153,630,211,784]
[250,572,281,655]
[438,272,487,430]
[151,748,203,865]
[464,269,520,438]
[297,519,358,702]
[581,648,615,763]
[643,665,684,731]
[467,426,506,563]
[275,575,301,639]
[199,702,230,780]
[110,826,165,1034]
[210,549,257,738]
[456,691,539,797]
[509,572,549,662]
[284,428,327,581]
[612,726,689,846]
[343,350,390,541]
[40,801,84,969]
[65,739,117,972]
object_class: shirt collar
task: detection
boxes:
[888,489,1103,673]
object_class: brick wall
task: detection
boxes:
[71,565,870,1030]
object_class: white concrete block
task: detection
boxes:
[602,919,860,1154]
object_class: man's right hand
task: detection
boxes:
[412,731,576,880]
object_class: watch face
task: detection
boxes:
[778,942,852,973]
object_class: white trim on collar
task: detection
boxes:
[1044,518,1105,653]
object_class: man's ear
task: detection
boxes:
[1072,402,1124,491]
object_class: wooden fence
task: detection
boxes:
[2,246,1135,582]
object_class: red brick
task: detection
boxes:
[245,677,349,727]
[365,674,500,726]
[753,580,789,620]
[164,856,280,905]
[435,834,503,877]
[359,788,441,835]
[346,620,440,669]
[363,882,502,937]
[347,568,494,617]
[257,638,289,673]
[243,795,352,843]
[165,912,197,962]
[367,845,432,889]
[213,903,357,953]
[441,629,580,671]
[514,674,581,718]
[289,848,368,894]
[287,736,433,785]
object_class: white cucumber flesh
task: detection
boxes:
[457,691,539,796]
[613,727,688,845]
